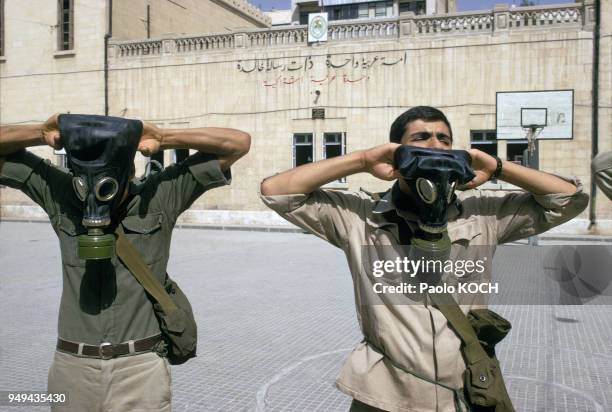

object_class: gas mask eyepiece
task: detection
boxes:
[59,114,142,260]
[393,145,475,234]
[72,177,88,201]
[94,177,120,202]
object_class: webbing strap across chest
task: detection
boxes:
[428,292,489,365]
[114,226,177,314]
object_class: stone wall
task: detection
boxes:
[112,0,271,40]
[0,0,107,122]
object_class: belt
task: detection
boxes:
[57,335,162,360]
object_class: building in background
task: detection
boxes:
[287,0,451,25]
[1,0,610,234]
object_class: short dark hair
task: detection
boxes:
[389,106,453,144]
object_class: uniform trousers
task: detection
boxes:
[350,399,388,412]
[48,350,171,412]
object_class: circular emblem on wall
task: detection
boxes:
[309,15,328,41]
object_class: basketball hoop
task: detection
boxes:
[523,125,544,155]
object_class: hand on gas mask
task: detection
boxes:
[42,114,61,150]
[137,121,163,157]
[393,145,475,233]
[362,143,401,181]
[460,148,500,190]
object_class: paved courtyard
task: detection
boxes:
[0,221,611,412]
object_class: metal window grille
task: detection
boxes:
[323,132,346,183]
[57,0,74,51]
[470,130,498,158]
[293,133,314,167]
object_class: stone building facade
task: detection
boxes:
[1,0,611,234]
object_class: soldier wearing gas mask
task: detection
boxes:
[261,106,588,412]
[0,114,250,412]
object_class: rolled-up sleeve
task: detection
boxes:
[0,150,70,218]
[182,152,232,191]
[491,176,589,244]
[0,149,45,188]
[260,189,365,249]
[592,151,612,201]
[156,152,231,221]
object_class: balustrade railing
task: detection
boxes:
[116,40,162,57]
[110,2,591,58]
[507,5,582,29]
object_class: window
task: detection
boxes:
[470,130,497,158]
[399,0,426,15]
[293,134,313,167]
[57,0,74,51]
[299,12,309,25]
[507,141,528,165]
[0,0,4,56]
[325,5,359,21]
[358,3,369,18]
[174,149,189,164]
[348,4,359,19]
[324,133,346,183]
[375,2,387,17]
[323,133,344,159]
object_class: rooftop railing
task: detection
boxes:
[111,2,593,58]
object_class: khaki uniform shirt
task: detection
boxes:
[261,178,588,412]
[0,150,230,345]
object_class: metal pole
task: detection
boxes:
[588,0,601,229]
[528,127,539,246]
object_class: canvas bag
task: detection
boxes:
[115,228,197,365]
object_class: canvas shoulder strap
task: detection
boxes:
[429,292,488,364]
[389,216,488,363]
[115,226,178,314]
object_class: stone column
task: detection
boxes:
[400,11,416,37]
[235,33,248,49]
[162,39,176,55]
[582,0,596,31]
[493,3,510,33]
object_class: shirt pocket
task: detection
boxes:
[448,218,492,282]
[57,214,88,267]
[120,213,166,264]
[448,218,483,247]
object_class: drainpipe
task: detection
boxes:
[588,0,600,229]
[104,0,113,116]
[147,5,151,38]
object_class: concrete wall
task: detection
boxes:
[112,0,270,40]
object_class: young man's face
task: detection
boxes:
[399,119,452,149]
[397,119,453,194]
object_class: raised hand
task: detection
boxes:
[138,121,163,156]
[362,143,401,181]
[42,114,61,150]
[460,148,498,189]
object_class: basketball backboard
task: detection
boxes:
[496,90,573,140]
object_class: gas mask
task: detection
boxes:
[59,114,142,260]
[393,145,475,283]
